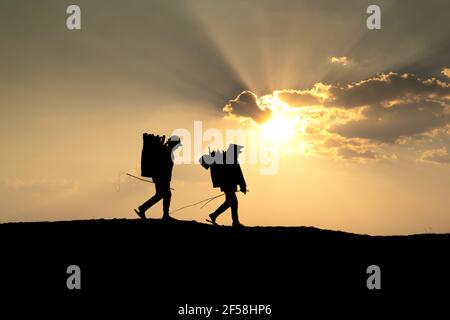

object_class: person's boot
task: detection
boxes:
[207,214,218,225]
[134,208,146,220]
[162,212,175,222]
[232,221,244,228]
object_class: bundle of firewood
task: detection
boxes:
[141,133,166,178]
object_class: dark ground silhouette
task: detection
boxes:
[1,218,449,316]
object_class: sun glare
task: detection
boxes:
[260,112,300,143]
[258,97,305,145]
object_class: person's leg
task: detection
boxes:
[139,193,163,212]
[161,181,172,219]
[209,190,232,223]
[137,182,164,218]
[229,192,240,226]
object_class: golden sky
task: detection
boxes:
[0,0,449,235]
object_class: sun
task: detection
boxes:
[259,112,300,144]
[258,96,306,144]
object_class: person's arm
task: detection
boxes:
[237,165,247,194]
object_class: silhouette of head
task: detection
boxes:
[167,135,182,151]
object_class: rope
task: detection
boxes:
[200,194,223,208]
[117,172,232,214]
[126,173,154,184]
[170,193,224,214]
[116,172,175,191]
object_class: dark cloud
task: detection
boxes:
[326,72,449,143]
[277,90,321,107]
[223,90,272,123]
[328,73,449,109]
[331,101,447,143]
[420,147,450,164]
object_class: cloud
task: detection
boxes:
[223,72,450,162]
[276,89,322,107]
[442,68,450,79]
[223,90,272,123]
[326,73,449,143]
[310,135,387,162]
[420,147,450,164]
[327,72,449,109]
[331,101,447,143]
[330,56,350,66]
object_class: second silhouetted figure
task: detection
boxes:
[200,144,247,227]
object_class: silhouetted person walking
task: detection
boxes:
[201,144,247,227]
[135,135,181,220]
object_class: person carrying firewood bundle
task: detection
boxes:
[135,134,181,221]
[200,143,247,227]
